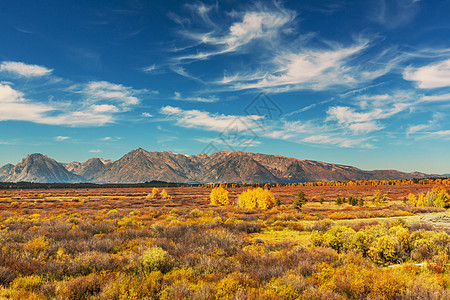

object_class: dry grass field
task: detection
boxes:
[0,182,449,299]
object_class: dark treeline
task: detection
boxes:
[0,177,448,190]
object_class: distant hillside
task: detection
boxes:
[0,148,434,183]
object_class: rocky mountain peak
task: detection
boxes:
[0,149,431,184]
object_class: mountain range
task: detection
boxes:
[0,148,437,184]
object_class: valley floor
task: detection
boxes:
[0,183,449,299]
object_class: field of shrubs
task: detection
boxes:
[0,179,449,299]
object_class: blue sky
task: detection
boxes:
[0,0,449,174]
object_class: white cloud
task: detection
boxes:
[410,128,450,141]
[429,130,450,138]
[142,64,157,72]
[0,83,55,122]
[370,0,420,29]
[355,90,416,109]
[176,3,296,61]
[0,82,25,103]
[214,38,403,93]
[89,149,101,153]
[262,120,307,140]
[421,93,450,102]
[327,106,381,124]
[100,137,112,141]
[39,111,114,126]
[157,135,179,144]
[348,122,383,134]
[229,42,370,91]
[406,112,446,137]
[403,59,450,88]
[0,61,147,127]
[142,112,153,117]
[170,2,403,93]
[161,105,182,115]
[0,61,52,77]
[260,118,376,148]
[0,83,116,126]
[160,105,262,132]
[326,90,416,134]
[326,106,385,134]
[169,65,205,82]
[91,104,120,113]
[195,137,261,148]
[407,124,429,134]
[184,2,217,27]
[160,104,374,149]
[172,91,219,102]
[54,136,70,141]
[84,81,140,107]
[301,135,373,148]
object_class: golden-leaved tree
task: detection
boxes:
[210,187,230,206]
[161,189,172,200]
[151,188,160,199]
[429,184,450,208]
[237,187,275,210]
[372,190,387,206]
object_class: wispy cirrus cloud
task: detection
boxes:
[407,112,447,136]
[142,64,158,73]
[221,40,382,92]
[369,0,421,29]
[160,105,377,149]
[0,61,53,77]
[167,3,404,94]
[174,2,296,62]
[326,89,416,134]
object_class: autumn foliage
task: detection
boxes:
[237,187,275,210]
[210,186,230,206]
[0,180,448,299]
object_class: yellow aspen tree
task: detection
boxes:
[161,189,172,200]
[416,193,426,207]
[152,188,161,199]
[210,187,230,206]
[408,193,417,207]
[237,188,275,210]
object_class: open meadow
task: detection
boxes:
[0,180,449,299]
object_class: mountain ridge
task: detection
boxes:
[2,153,83,183]
[0,149,439,184]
